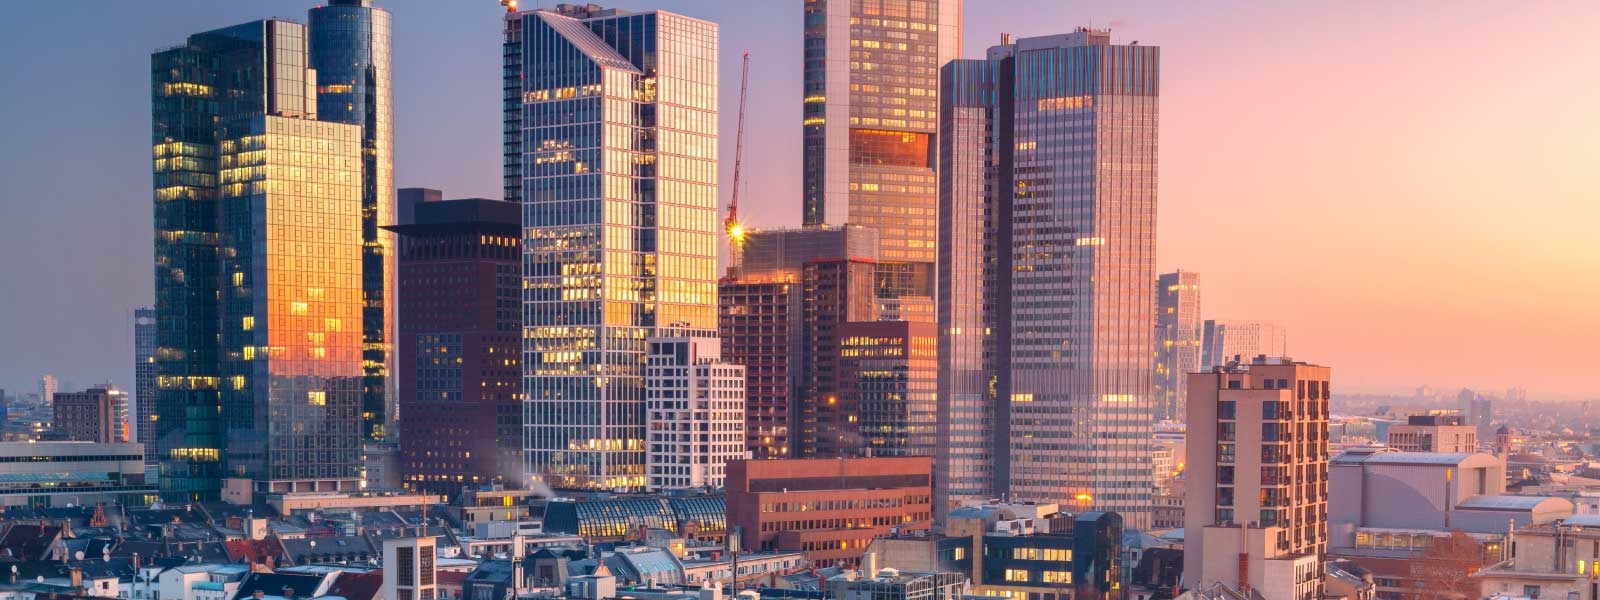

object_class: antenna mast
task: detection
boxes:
[725,51,750,279]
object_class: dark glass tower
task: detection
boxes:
[153,19,365,499]
[938,29,1160,528]
[310,0,395,443]
[132,307,158,465]
[508,4,720,491]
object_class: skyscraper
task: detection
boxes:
[938,29,1160,526]
[38,375,57,407]
[132,307,158,464]
[1201,320,1288,370]
[385,198,523,497]
[1185,357,1330,600]
[801,0,962,301]
[1155,271,1202,423]
[154,19,365,499]
[510,4,720,491]
[837,320,937,457]
[718,279,800,460]
[309,0,395,443]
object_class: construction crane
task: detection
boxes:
[725,51,750,279]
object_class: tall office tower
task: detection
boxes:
[154,20,365,499]
[38,376,57,407]
[1185,357,1330,600]
[800,258,878,457]
[718,279,801,459]
[938,29,1160,526]
[132,308,158,463]
[511,4,720,491]
[644,335,747,491]
[385,198,523,497]
[53,386,130,444]
[310,0,396,444]
[800,0,962,301]
[1155,272,1202,423]
[1201,320,1288,371]
[837,320,937,457]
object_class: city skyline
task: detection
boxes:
[2,0,1599,399]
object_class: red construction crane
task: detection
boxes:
[725,51,750,278]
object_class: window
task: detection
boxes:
[1523,586,1540,599]
[1218,422,1236,441]
[1004,569,1030,583]
[1218,401,1236,420]
[1041,571,1072,584]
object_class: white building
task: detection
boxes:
[382,536,437,600]
[646,335,747,491]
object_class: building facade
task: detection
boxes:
[800,0,961,298]
[52,386,129,444]
[645,335,747,491]
[938,29,1160,526]
[717,279,800,460]
[385,199,523,497]
[837,321,937,457]
[39,376,57,407]
[309,0,397,445]
[1385,414,1478,453]
[726,457,933,568]
[510,4,720,492]
[1154,272,1201,423]
[1184,358,1331,600]
[800,259,879,458]
[132,308,159,463]
[0,442,157,508]
[1200,321,1288,371]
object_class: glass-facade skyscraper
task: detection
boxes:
[132,307,158,464]
[153,19,365,499]
[310,0,396,444]
[801,0,961,304]
[1155,271,1201,423]
[508,5,720,491]
[938,29,1160,528]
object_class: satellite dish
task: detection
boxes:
[75,551,86,561]
[36,576,44,583]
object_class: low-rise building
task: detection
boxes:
[0,441,156,508]
[827,570,965,600]
[727,457,933,568]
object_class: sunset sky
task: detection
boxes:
[0,1,1595,399]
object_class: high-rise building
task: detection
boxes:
[132,308,158,463]
[1185,357,1330,600]
[718,279,801,460]
[510,4,720,491]
[52,386,129,444]
[938,29,1160,526]
[1155,272,1201,423]
[800,258,878,458]
[310,0,396,444]
[1458,389,1494,442]
[154,19,365,498]
[644,335,747,491]
[385,198,523,497]
[837,320,937,457]
[800,0,961,300]
[1201,320,1288,371]
[38,376,57,407]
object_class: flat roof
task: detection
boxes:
[1456,495,1564,511]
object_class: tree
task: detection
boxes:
[1408,531,1487,600]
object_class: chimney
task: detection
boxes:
[70,567,83,590]
[253,591,265,600]
[1000,33,1011,46]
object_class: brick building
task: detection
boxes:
[726,457,933,567]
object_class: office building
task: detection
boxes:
[800,0,961,298]
[133,307,158,462]
[154,19,365,498]
[1154,272,1201,423]
[938,29,1160,525]
[0,442,157,508]
[1458,390,1494,442]
[541,494,728,544]
[645,335,747,491]
[828,571,966,600]
[52,386,129,444]
[800,258,878,458]
[1184,357,1330,600]
[726,456,933,568]
[385,198,522,497]
[717,279,800,459]
[382,536,437,600]
[310,0,396,443]
[740,226,879,281]
[837,320,937,457]
[1200,320,1287,371]
[38,376,57,407]
[1385,413,1478,453]
[510,4,720,492]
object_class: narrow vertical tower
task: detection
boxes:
[1155,271,1202,423]
[309,0,396,444]
[513,4,720,492]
